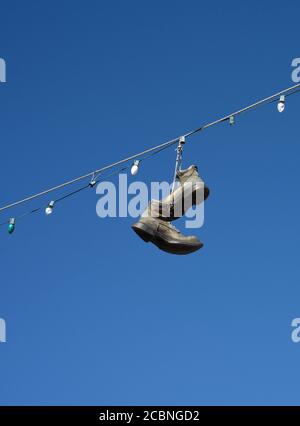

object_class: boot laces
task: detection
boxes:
[167,222,180,233]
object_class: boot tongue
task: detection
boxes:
[177,165,200,185]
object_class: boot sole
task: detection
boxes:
[131,222,154,243]
[154,235,203,255]
[131,222,203,255]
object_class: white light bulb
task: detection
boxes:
[277,96,285,113]
[277,102,285,113]
[45,201,55,215]
[131,160,140,176]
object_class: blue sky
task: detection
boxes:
[0,0,300,405]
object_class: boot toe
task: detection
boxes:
[204,186,210,200]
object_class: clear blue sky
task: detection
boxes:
[1,0,300,405]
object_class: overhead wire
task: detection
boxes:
[0,142,178,227]
[0,165,130,226]
[1,82,300,222]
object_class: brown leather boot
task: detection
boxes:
[131,216,203,255]
[149,165,209,221]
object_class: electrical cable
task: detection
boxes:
[1,82,300,217]
[0,165,129,226]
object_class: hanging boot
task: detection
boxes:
[131,216,203,255]
[148,165,209,221]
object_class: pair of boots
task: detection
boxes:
[131,165,209,255]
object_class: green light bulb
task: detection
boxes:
[8,218,15,234]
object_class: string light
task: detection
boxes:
[1,82,300,216]
[8,218,15,234]
[131,160,140,176]
[89,173,97,187]
[45,201,55,215]
[277,95,285,113]
[0,82,300,233]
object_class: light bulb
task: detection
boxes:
[131,160,140,176]
[45,201,55,215]
[8,218,15,234]
[277,95,285,113]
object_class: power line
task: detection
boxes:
[1,82,300,215]
[0,148,173,227]
[0,165,130,226]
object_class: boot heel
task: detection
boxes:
[131,222,154,243]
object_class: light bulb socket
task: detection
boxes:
[279,95,285,103]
